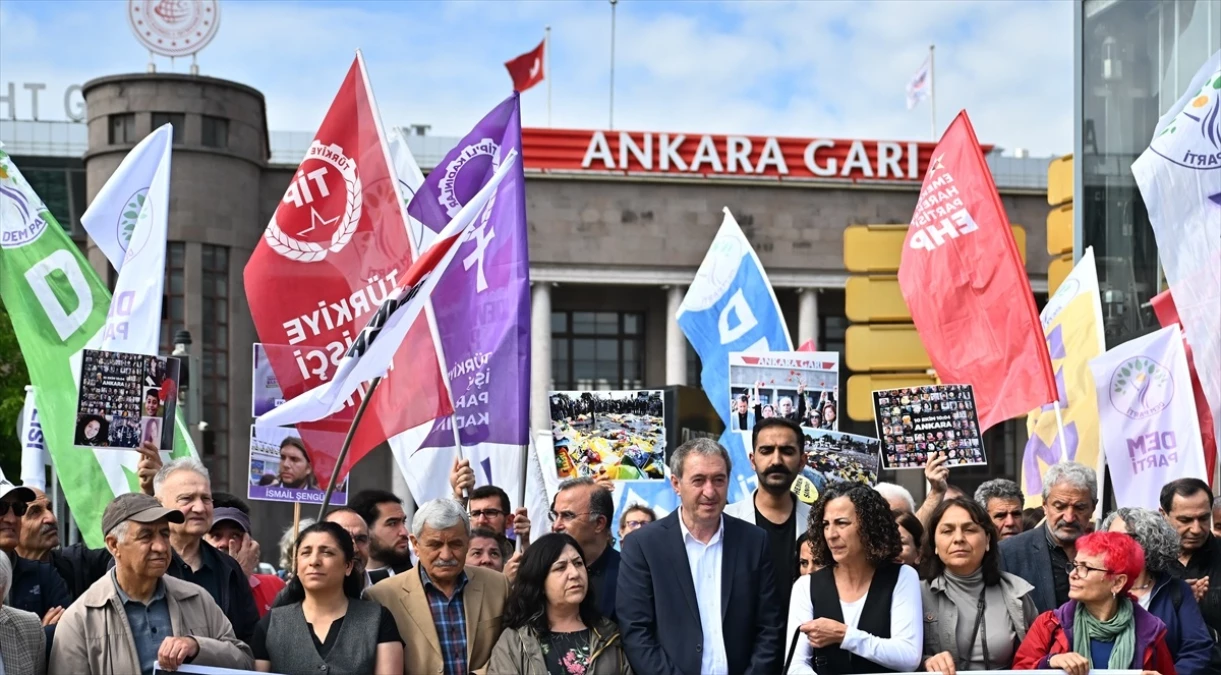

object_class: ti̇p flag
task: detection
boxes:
[505,39,545,93]
[898,111,1056,430]
[244,52,451,485]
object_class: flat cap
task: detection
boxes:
[101,492,184,537]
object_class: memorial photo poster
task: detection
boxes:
[248,425,348,505]
[75,349,179,451]
[873,384,986,470]
[251,343,286,417]
[727,351,840,433]
[550,391,667,481]
[802,427,882,485]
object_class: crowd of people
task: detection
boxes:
[3,414,1221,674]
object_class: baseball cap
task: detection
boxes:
[101,493,185,536]
[0,482,35,504]
[212,507,251,534]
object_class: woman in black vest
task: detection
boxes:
[252,521,404,674]
[784,482,923,674]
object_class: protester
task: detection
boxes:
[1213,497,1221,539]
[0,483,69,623]
[1022,506,1045,533]
[896,510,924,568]
[205,502,286,617]
[468,527,508,572]
[551,477,620,621]
[279,517,315,578]
[0,553,46,675]
[974,478,1026,540]
[875,482,917,515]
[617,438,785,675]
[1012,531,1177,673]
[1160,478,1221,634]
[786,482,922,674]
[324,507,373,589]
[275,437,320,490]
[617,504,656,540]
[725,417,810,612]
[1104,506,1215,675]
[366,498,509,675]
[253,522,404,674]
[49,493,253,674]
[154,458,260,642]
[797,532,816,576]
[450,461,533,551]
[488,533,632,675]
[351,490,414,584]
[1000,461,1097,614]
[919,498,1037,672]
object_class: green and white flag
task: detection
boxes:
[0,147,196,547]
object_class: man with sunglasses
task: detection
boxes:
[550,477,619,621]
[0,483,71,623]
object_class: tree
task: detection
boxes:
[0,301,29,480]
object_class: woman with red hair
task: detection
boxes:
[1013,531,1176,675]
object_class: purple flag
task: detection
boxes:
[389,94,531,507]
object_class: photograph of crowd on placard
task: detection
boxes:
[727,351,839,433]
[872,384,985,470]
[802,428,881,485]
[248,425,348,506]
[75,349,179,451]
[550,390,666,481]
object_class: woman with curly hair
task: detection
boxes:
[784,482,923,674]
[1104,507,1215,675]
[488,533,631,675]
[1012,531,1177,674]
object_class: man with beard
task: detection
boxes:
[1161,478,1221,636]
[275,437,319,490]
[724,416,809,616]
[1000,461,1096,613]
[351,490,413,584]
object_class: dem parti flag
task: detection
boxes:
[899,111,1056,431]
[0,148,194,547]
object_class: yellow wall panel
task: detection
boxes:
[1048,155,1073,206]
[1047,203,1073,256]
[846,324,931,372]
[847,373,940,422]
[1049,254,1073,296]
[845,276,909,323]
[845,225,1026,273]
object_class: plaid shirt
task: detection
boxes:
[420,566,470,675]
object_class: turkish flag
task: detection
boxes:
[898,111,1056,430]
[505,39,545,92]
[243,54,450,486]
[1151,289,1217,484]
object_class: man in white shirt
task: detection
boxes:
[617,438,785,675]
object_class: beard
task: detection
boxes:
[758,467,796,495]
[369,537,412,568]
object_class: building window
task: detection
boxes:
[159,243,186,353]
[151,112,185,144]
[201,245,229,458]
[201,115,228,149]
[551,311,644,390]
[109,114,136,144]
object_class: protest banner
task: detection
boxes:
[1091,325,1207,509]
[248,425,348,506]
[75,349,179,451]
[728,351,839,432]
[549,391,666,481]
[251,344,287,417]
[18,385,48,491]
[873,384,985,470]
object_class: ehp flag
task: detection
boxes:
[0,149,195,548]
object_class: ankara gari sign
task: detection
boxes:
[521,128,956,182]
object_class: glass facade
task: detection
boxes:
[551,310,645,390]
[159,243,186,353]
[1079,0,1219,347]
[10,155,86,236]
[202,246,230,459]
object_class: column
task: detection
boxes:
[665,285,687,385]
[797,288,819,348]
[530,283,552,436]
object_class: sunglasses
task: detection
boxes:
[0,501,29,518]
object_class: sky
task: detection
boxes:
[0,0,1074,156]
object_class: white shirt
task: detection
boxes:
[678,508,729,675]
[784,564,923,674]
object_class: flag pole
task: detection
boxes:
[1052,399,1070,462]
[929,44,937,140]
[545,25,552,127]
[318,376,382,518]
[609,0,617,130]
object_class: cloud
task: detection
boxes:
[0,0,1073,155]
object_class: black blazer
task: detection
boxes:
[616,509,785,675]
[999,526,1057,614]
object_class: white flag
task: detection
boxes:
[1090,325,1207,510]
[1131,51,1221,448]
[906,55,932,110]
[91,124,173,355]
[18,385,48,491]
[389,127,432,254]
[256,151,517,428]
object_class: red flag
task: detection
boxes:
[505,39,545,92]
[243,54,450,485]
[898,111,1055,431]
[797,339,816,352]
[1151,289,1217,484]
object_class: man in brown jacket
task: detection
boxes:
[366,498,509,675]
[49,493,253,675]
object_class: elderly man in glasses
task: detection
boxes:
[549,477,619,621]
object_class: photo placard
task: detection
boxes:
[248,425,348,505]
[549,391,667,481]
[872,384,985,470]
[802,427,881,485]
[75,349,179,452]
[728,351,840,432]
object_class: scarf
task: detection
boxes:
[1072,598,1136,670]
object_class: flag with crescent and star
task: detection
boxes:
[505,39,546,93]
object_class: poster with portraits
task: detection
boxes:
[727,351,839,434]
[75,349,179,451]
[549,390,667,481]
[248,425,348,505]
[802,428,881,485]
[872,384,985,470]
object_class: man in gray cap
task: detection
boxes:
[49,493,253,675]
[0,482,70,622]
[205,502,285,617]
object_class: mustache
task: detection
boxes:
[433,559,460,568]
[764,466,793,475]
[1055,520,1082,530]
[40,524,58,536]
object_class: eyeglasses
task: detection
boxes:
[469,509,505,520]
[0,501,29,518]
[623,520,650,530]
[351,534,370,545]
[1065,561,1112,577]
[549,510,591,524]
